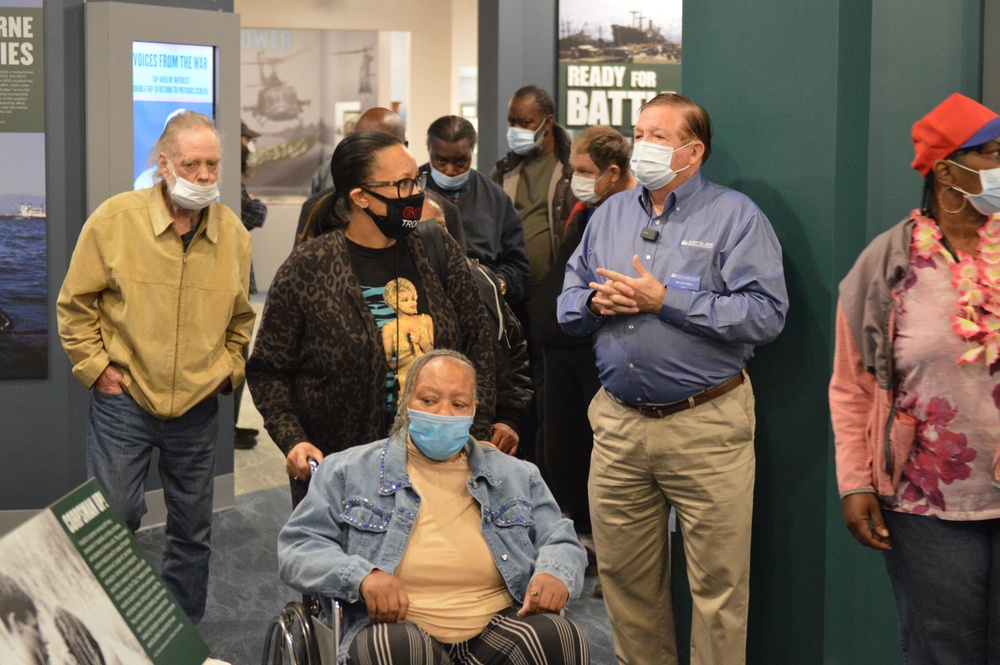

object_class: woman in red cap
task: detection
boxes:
[831,93,1000,664]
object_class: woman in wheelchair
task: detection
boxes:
[278,349,590,665]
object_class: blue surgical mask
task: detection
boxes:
[429,165,470,191]
[948,160,1000,215]
[407,409,474,461]
[507,122,547,156]
[630,140,694,191]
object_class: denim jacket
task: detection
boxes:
[277,430,588,662]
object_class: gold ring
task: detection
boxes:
[530,591,539,597]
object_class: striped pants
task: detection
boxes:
[348,606,589,665]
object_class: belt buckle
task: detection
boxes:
[637,403,671,419]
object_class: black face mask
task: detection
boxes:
[361,189,425,240]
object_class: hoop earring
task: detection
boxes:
[938,188,968,215]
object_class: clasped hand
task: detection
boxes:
[590,255,666,317]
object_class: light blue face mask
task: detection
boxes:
[429,165,470,191]
[407,409,474,461]
[507,122,547,156]
[948,160,1000,215]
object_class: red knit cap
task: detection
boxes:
[911,93,1000,176]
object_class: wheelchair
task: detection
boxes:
[261,598,342,665]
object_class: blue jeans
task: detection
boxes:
[882,510,1000,665]
[87,390,219,623]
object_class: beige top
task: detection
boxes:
[394,440,514,643]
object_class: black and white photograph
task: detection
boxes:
[0,510,152,665]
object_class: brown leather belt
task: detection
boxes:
[609,372,745,419]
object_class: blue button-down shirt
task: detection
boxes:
[557,170,788,404]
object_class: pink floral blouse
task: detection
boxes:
[890,215,1000,519]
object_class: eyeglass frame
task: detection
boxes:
[360,172,427,198]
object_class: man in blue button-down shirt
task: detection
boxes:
[557,93,787,665]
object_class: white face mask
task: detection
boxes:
[570,170,609,205]
[630,140,694,191]
[507,121,547,156]
[167,165,219,211]
[429,164,470,191]
[948,160,1000,215]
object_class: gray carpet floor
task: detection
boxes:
[136,485,615,665]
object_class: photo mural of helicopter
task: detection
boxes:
[243,50,311,124]
[330,45,375,96]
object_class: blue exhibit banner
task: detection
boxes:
[131,41,216,188]
[557,0,682,136]
[0,0,47,379]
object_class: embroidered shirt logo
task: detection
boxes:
[680,240,714,249]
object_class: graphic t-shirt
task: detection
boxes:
[346,239,436,424]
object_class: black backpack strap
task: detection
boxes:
[417,220,449,286]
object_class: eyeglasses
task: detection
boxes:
[361,172,427,198]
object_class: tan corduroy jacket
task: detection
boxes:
[57,184,255,419]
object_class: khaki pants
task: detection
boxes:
[588,379,756,665]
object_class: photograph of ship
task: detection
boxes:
[558,0,681,64]
[0,132,48,379]
[557,0,682,133]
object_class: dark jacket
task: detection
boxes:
[470,261,533,433]
[413,221,532,436]
[529,201,595,352]
[422,165,531,303]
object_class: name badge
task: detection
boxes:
[668,272,700,291]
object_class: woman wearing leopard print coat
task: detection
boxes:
[247,131,495,505]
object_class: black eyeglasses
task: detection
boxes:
[361,172,427,198]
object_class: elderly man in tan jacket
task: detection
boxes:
[57,111,254,624]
